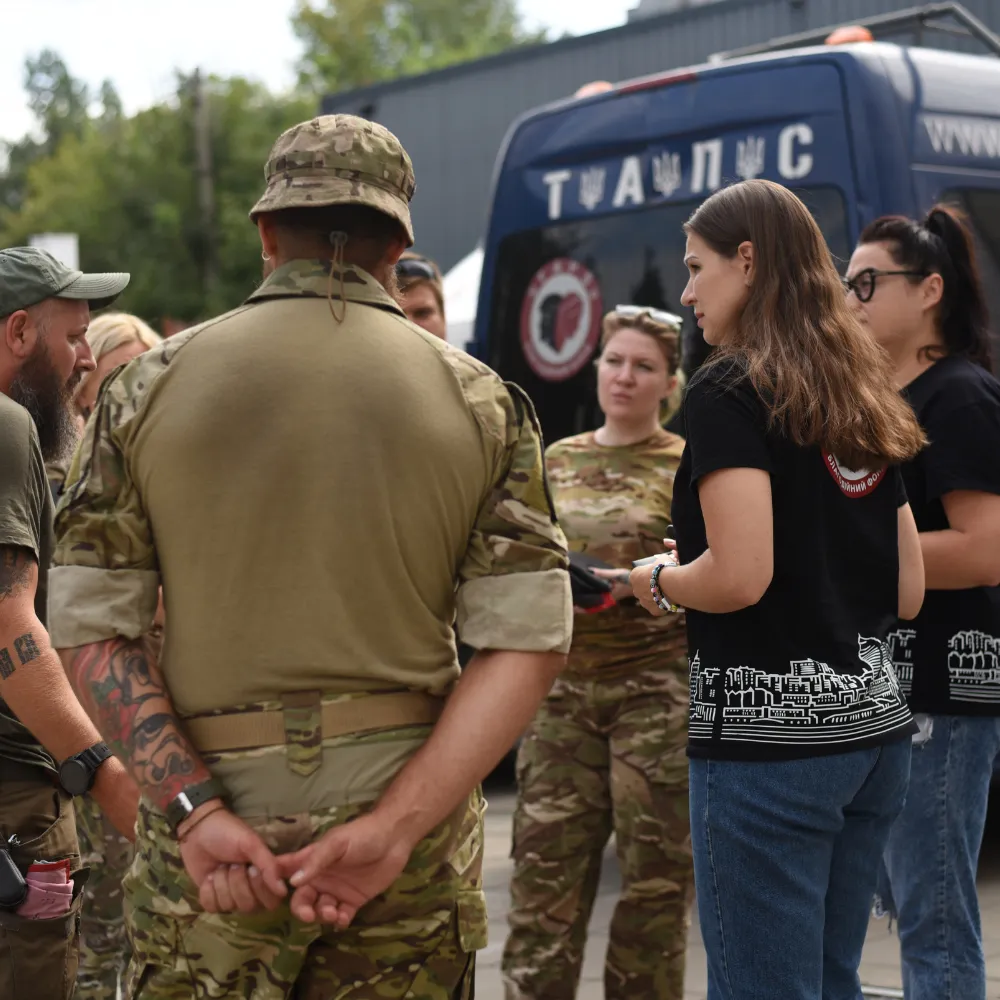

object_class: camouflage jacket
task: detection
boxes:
[47,259,572,814]
[49,257,571,701]
[546,429,688,675]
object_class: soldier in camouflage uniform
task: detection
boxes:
[503,307,693,1000]
[48,313,162,1000]
[49,115,573,999]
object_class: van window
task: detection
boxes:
[486,186,850,445]
[943,189,1000,369]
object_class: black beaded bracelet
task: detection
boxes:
[650,562,681,613]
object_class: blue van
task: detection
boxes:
[472,16,1000,447]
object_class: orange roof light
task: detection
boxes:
[825,25,875,45]
[575,81,614,99]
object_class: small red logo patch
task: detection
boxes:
[823,453,886,497]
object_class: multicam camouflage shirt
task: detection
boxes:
[48,259,572,813]
[546,429,688,675]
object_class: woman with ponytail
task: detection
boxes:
[848,205,1000,1000]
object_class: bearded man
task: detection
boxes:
[0,247,138,1000]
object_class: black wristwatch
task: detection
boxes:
[58,742,113,796]
[165,778,227,834]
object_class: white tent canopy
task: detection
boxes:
[442,246,484,352]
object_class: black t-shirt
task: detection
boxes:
[672,359,914,761]
[0,395,56,775]
[890,355,1000,716]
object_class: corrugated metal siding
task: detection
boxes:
[322,0,999,269]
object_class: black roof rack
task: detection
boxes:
[710,2,1000,62]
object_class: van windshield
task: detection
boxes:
[485,186,851,445]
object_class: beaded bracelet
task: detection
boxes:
[650,562,681,613]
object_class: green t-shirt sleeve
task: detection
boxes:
[0,405,44,562]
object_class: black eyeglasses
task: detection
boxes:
[842,268,927,303]
[396,258,439,283]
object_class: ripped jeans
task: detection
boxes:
[876,714,1000,1000]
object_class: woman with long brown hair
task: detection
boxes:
[631,179,926,999]
[848,205,1000,1000]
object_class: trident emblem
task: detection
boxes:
[736,137,766,181]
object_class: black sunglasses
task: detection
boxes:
[396,258,438,283]
[842,267,927,303]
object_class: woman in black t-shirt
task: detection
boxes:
[847,206,1000,1000]
[630,180,926,1000]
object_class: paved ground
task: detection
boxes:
[475,778,1000,1000]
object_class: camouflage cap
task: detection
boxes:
[250,115,416,245]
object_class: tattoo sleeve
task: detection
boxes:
[0,548,43,682]
[64,635,212,811]
[0,547,34,599]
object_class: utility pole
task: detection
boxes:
[192,69,217,303]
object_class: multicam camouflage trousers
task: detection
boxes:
[502,667,693,1000]
[75,793,134,1000]
[122,789,488,999]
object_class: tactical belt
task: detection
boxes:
[184,690,444,754]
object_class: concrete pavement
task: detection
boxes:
[476,782,1000,1000]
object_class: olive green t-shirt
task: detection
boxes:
[0,394,55,774]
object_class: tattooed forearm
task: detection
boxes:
[0,546,34,599]
[64,636,211,811]
[0,631,41,679]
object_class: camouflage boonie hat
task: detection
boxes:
[250,115,416,245]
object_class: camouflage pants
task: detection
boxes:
[75,793,134,1000]
[502,667,693,1000]
[122,789,487,999]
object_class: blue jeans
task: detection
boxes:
[690,739,911,1000]
[877,715,1000,1000]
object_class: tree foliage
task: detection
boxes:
[0,0,549,325]
[293,0,546,93]
[0,50,99,216]
[0,56,312,325]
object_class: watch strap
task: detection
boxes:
[80,742,113,773]
[165,778,226,833]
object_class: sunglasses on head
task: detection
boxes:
[614,304,684,328]
[396,258,439,283]
[841,268,927,304]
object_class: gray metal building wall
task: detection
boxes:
[631,0,729,19]
[322,0,999,270]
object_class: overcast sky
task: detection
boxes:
[1,1,636,143]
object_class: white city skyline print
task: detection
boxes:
[689,635,911,744]
[885,628,917,696]
[948,629,1000,703]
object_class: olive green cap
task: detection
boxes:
[0,247,129,316]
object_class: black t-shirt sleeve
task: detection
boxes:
[685,363,772,484]
[0,408,44,561]
[893,465,908,508]
[921,399,1000,502]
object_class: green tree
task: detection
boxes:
[293,0,546,94]
[23,49,92,155]
[2,70,312,325]
[0,51,104,215]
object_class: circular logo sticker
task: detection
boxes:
[520,258,603,382]
[823,453,886,497]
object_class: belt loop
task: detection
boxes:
[281,690,323,777]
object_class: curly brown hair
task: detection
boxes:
[685,180,926,468]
